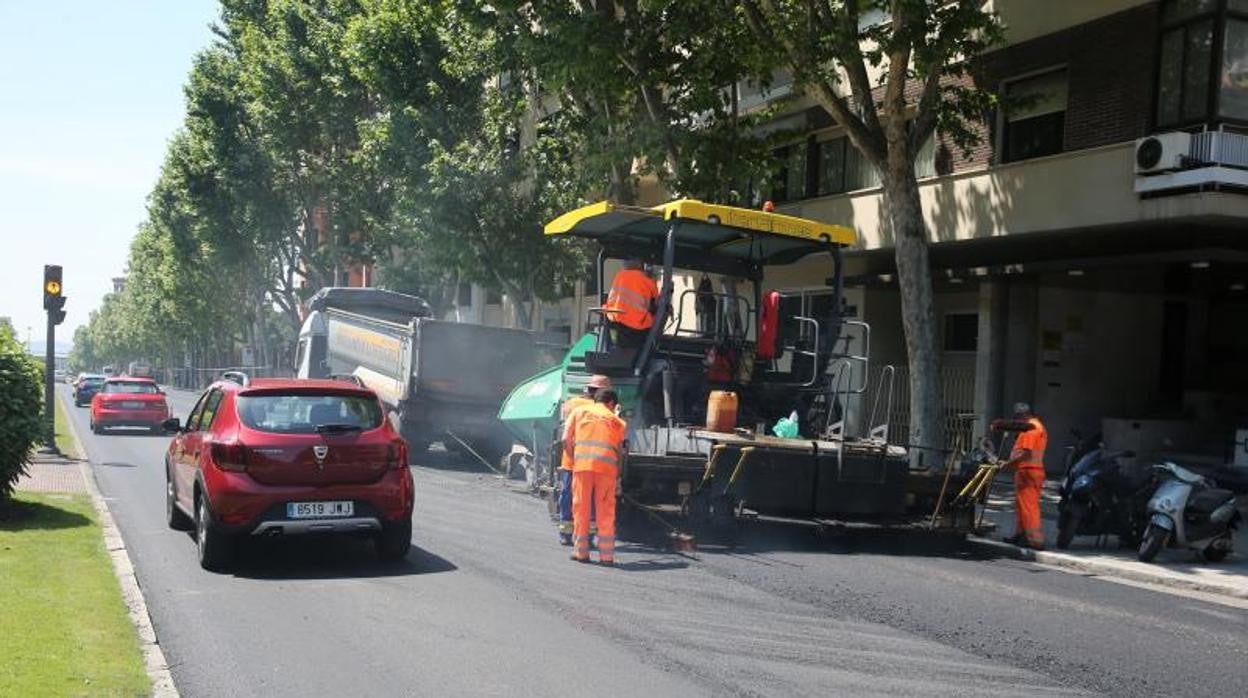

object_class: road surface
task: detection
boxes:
[60,385,1248,696]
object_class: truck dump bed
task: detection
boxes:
[413,320,538,405]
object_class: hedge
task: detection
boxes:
[0,327,43,504]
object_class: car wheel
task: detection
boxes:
[90,421,100,434]
[166,470,192,531]
[195,493,234,572]
[375,518,412,562]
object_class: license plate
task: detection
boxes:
[286,501,354,519]
[122,401,145,409]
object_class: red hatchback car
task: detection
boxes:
[164,375,413,571]
[90,377,170,434]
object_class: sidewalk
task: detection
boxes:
[15,452,87,494]
[974,476,1248,600]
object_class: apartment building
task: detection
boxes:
[458,0,1248,471]
[743,0,1248,471]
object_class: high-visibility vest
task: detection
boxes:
[571,403,626,474]
[559,395,595,470]
[604,269,658,331]
[1015,417,1048,470]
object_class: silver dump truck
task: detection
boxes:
[296,287,539,463]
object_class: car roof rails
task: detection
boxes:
[328,373,365,387]
[221,370,250,387]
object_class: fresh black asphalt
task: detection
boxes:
[60,386,1248,696]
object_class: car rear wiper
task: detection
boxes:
[314,423,363,434]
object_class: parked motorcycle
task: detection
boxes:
[1138,462,1240,563]
[1056,447,1154,549]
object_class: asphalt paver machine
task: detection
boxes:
[500,199,978,534]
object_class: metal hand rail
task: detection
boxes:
[672,289,756,341]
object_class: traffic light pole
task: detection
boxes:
[38,263,64,456]
[38,312,58,454]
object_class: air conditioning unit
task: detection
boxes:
[1134,132,1192,174]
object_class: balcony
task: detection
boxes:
[781,142,1248,255]
[1136,130,1248,195]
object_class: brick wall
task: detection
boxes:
[783,4,1161,184]
[967,2,1161,169]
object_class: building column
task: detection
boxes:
[973,279,1007,438]
[1002,277,1039,420]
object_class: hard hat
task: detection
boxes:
[587,374,613,390]
[1012,402,1031,416]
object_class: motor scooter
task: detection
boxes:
[1056,447,1153,549]
[1139,461,1240,563]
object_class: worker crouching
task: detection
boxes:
[569,389,626,565]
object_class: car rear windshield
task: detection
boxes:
[102,381,158,394]
[82,377,105,386]
[236,394,382,434]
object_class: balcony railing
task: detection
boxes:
[1189,129,1248,170]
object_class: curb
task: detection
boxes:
[968,535,1248,600]
[59,392,180,697]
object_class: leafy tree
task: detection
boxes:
[487,0,782,204]
[0,324,43,505]
[221,0,393,289]
[738,0,1003,460]
[347,0,593,328]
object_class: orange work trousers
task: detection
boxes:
[572,470,617,563]
[1014,467,1045,547]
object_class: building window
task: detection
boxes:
[817,138,847,195]
[1002,69,1067,162]
[1221,16,1248,119]
[1156,0,1221,127]
[812,132,931,196]
[845,142,880,190]
[457,282,472,307]
[914,133,938,179]
[772,142,810,202]
[943,312,979,353]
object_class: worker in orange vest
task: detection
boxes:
[556,374,612,545]
[604,259,659,348]
[568,389,626,565]
[1004,402,1048,550]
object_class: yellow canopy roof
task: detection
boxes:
[545,199,856,267]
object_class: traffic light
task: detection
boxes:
[43,265,66,325]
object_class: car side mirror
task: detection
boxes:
[161,417,183,433]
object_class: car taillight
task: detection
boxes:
[211,440,249,472]
[388,441,408,470]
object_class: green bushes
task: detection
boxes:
[0,326,43,504]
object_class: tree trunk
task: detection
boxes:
[882,164,943,469]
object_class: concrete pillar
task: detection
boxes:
[973,279,1008,438]
[1002,278,1039,416]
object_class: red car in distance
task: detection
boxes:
[90,377,170,434]
[163,374,413,571]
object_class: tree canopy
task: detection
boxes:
[75,0,1004,451]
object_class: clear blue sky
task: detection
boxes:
[0,0,220,350]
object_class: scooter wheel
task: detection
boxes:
[1138,523,1167,562]
[1202,541,1230,563]
[1056,509,1077,550]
